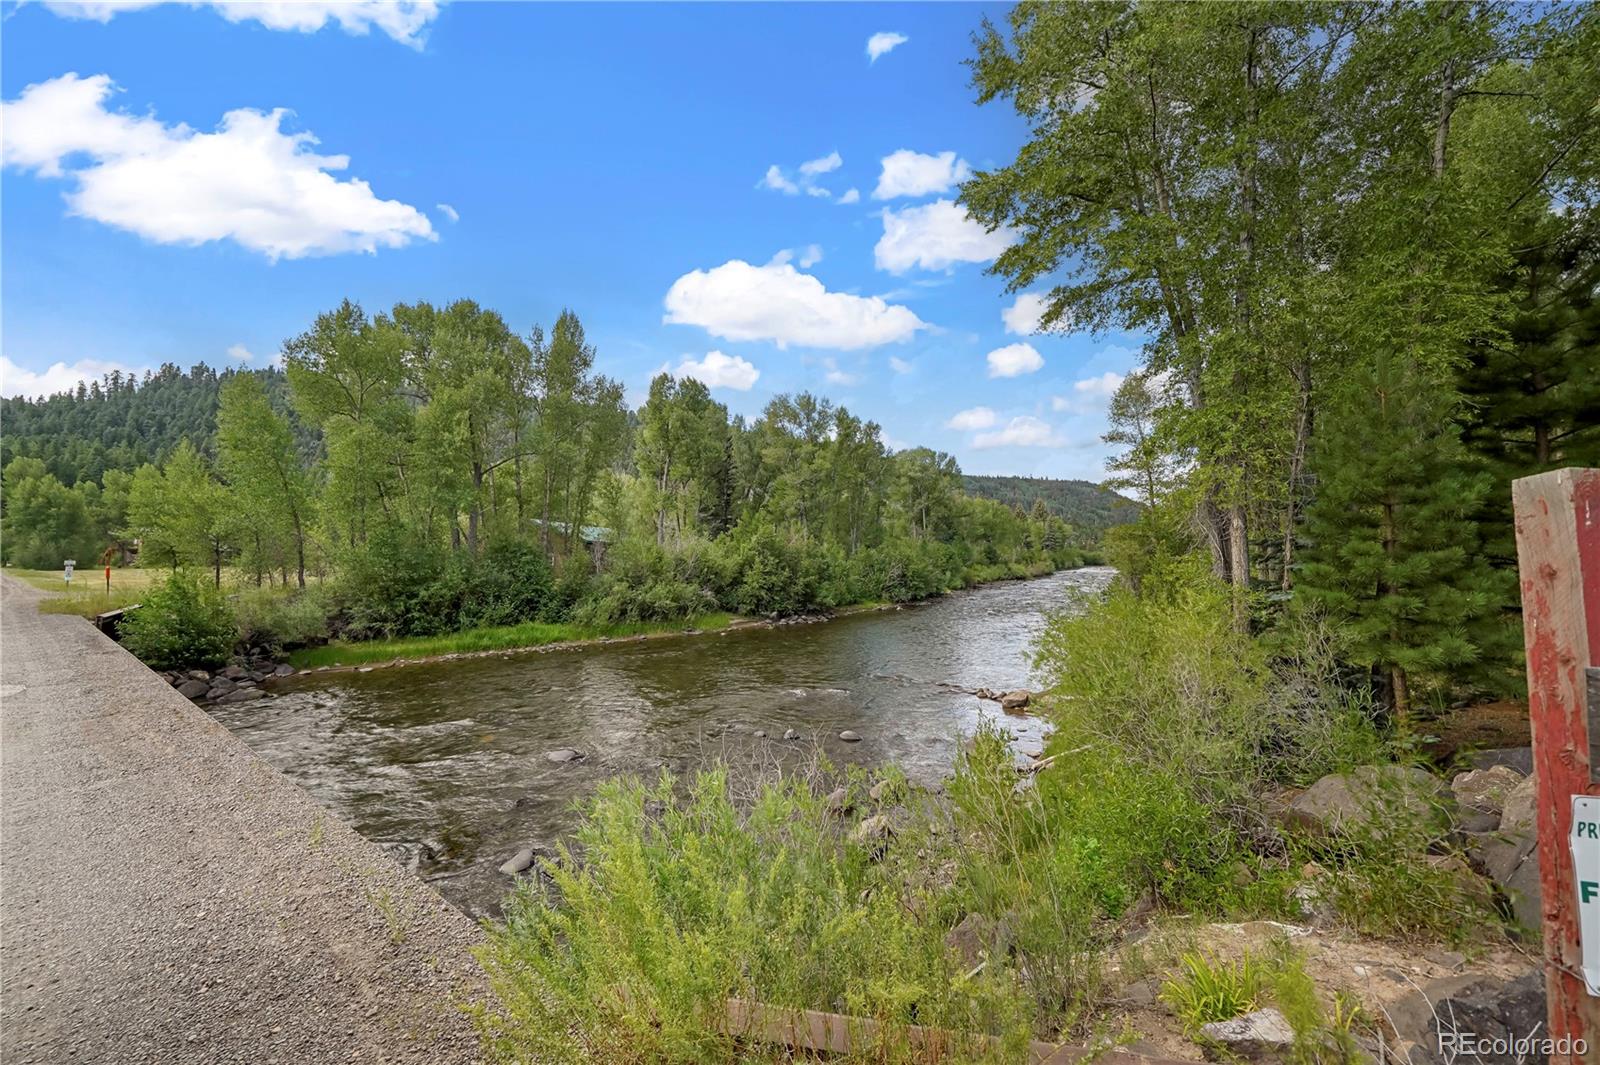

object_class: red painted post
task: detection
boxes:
[1513,467,1600,1062]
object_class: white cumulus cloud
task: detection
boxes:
[760,164,799,195]
[226,343,255,362]
[799,151,842,178]
[673,350,760,391]
[837,188,861,205]
[888,355,912,374]
[875,199,1016,274]
[873,149,971,200]
[1052,370,1125,412]
[663,259,925,351]
[945,406,996,431]
[41,2,441,47]
[1002,293,1050,335]
[973,416,1065,450]
[866,31,908,62]
[760,152,845,199]
[436,202,459,223]
[798,244,823,268]
[985,342,1044,378]
[821,357,859,386]
[1,73,436,260]
[1074,371,1125,398]
[0,356,139,399]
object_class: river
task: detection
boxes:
[209,567,1115,916]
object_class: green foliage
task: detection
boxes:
[1159,953,1264,1032]
[217,373,314,587]
[1298,353,1510,718]
[1161,944,1368,1063]
[475,768,1034,1064]
[1265,945,1367,1065]
[118,572,236,670]
[232,586,330,652]
[1,457,102,568]
[1299,780,1500,946]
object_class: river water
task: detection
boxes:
[209,567,1114,916]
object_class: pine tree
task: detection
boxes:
[1459,219,1600,570]
[1297,354,1502,721]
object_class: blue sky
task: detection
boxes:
[1,1,1143,479]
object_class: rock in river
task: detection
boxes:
[498,848,536,875]
[545,748,584,764]
[838,730,861,742]
[783,728,800,741]
[1000,690,1031,711]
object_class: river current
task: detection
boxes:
[209,567,1115,915]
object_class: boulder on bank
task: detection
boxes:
[1451,764,1522,816]
[1197,1008,1295,1059]
[825,787,850,815]
[1387,971,1545,1065]
[273,664,296,677]
[219,688,265,704]
[944,912,1002,970]
[1466,772,1541,934]
[849,814,896,858]
[1000,690,1031,711]
[176,679,210,700]
[1280,765,1454,840]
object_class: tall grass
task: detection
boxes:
[475,766,1034,1064]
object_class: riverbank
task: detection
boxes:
[279,562,1080,674]
[0,574,487,1064]
[286,610,741,671]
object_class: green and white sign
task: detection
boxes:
[1571,795,1600,996]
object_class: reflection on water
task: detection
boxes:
[208,567,1114,915]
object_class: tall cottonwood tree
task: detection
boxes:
[217,374,314,588]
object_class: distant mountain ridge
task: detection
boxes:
[961,474,1139,536]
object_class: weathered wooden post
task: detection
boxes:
[1513,467,1600,1062]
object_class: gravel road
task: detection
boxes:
[0,576,489,1064]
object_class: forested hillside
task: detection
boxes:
[0,364,311,486]
[962,475,1136,536]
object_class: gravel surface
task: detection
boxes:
[0,576,489,1064]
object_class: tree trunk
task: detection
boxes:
[1282,361,1312,591]
[1228,506,1250,632]
[1391,666,1411,726]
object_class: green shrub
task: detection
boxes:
[1299,778,1501,945]
[233,586,330,651]
[119,572,236,670]
[474,767,1034,1064]
[458,541,555,629]
[1159,952,1264,1032]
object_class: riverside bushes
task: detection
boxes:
[476,768,1035,1064]
[118,572,236,670]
